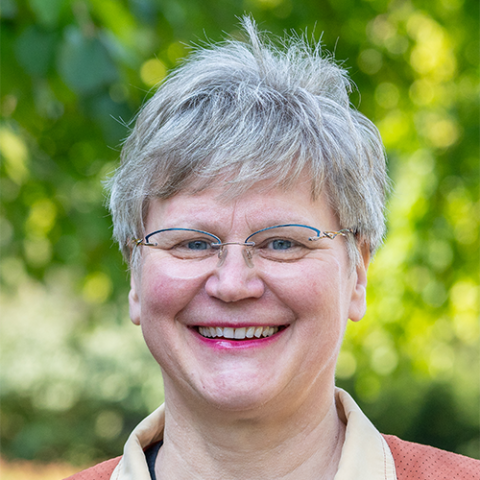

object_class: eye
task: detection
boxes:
[170,236,219,260]
[166,236,217,259]
[268,238,294,250]
[144,229,220,260]
[246,226,313,262]
[185,239,211,251]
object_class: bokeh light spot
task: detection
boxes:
[2,94,18,116]
[452,313,479,345]
[427,118,459,148]
[24,237,52,268]
[82,272,113,304]
[384,35,409,55]
[0,217,13,246]
[429,343,454,379]
[370,345,399,376]
[422,280,447,307]
[377,110,409,146]
[409,79,435,105]
[367,14,395,45]
[0,127,29,184]
[1,256,27,287]
[336,350,357,379]
[140,58,166,87]
[428,240,453,271]
[375,82,400,109]
[357,49,383,75]
[440,0,464,11]
[450,280,478,313]
[26,198,57,236]
[95,411,123,440]
[34,383,77,411]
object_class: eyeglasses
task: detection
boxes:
[133,224,353,268]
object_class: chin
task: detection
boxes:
[196,373,283,414]
[204,390,273,415]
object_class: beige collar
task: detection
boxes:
[334,389,397,480]
[110,388,396,480]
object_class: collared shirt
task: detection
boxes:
[110,388,397,480]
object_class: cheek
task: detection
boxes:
[265,262,351,361]
[139,259,207,319]
[266,260,348,319]
[137,264,204,365]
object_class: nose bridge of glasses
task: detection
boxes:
[214,241,255,247]
[215,241,256,269]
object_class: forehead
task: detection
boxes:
[145,178,339,232]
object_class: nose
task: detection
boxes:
[204,245,264,302]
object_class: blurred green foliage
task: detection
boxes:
[1,0,479,467]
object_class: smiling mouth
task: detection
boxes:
[197,326,285,340]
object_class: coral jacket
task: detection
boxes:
[383,435,480,479]
[64,436,480,480]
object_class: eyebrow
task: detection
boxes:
[147,204,324,235]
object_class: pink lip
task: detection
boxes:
[191,327,287,350]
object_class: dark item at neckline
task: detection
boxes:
[144,440,163,480]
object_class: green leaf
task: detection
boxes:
[57,26,118,95]
[0,0,18,19]
[15,26,57,77]
[28,0,67,28]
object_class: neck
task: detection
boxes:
[156,383,346,480]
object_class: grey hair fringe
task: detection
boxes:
[107,17,388,270]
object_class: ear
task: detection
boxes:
[348,243,370,323]
[129,273,141,326]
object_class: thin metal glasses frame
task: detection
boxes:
[133,224,354,248]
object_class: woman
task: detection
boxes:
[67,18,479,480]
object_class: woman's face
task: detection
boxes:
[129,179,369,414]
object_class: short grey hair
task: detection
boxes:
[107,17,388,270]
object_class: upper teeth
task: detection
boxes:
[198,326,279,339]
